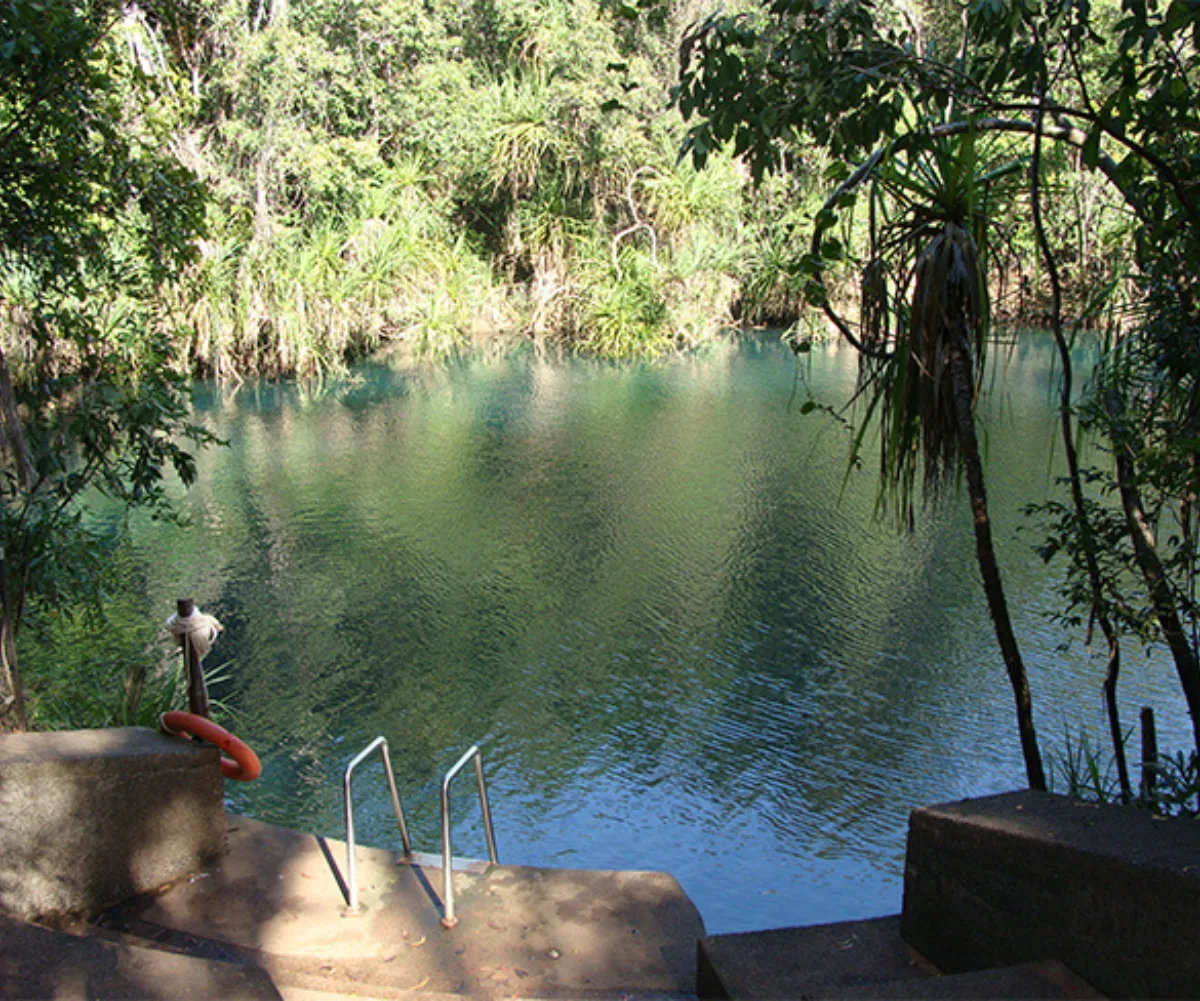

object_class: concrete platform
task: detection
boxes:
[902,791,1200,999]
[99,816,704,998]
[1,916,681,1001]
[697,916,936,999]
[0,916,281,1000]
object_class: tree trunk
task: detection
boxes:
[1102,648,1130,800]
[122,662,147,724]
[0,559,28,732]
[1108,391,1200,757]
[1029,110,1131,800]
[254,143,273,247]
[0,340,30,732]
[0,343,33,488]
[949,337,1047,790]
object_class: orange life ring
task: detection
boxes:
[160,711,262,782]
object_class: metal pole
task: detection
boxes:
[440,768,456,928]
[439,744,499,928]
[473,754,498,865]
[344,764,360,911]
[1140,706,1159,804]
[343,736,412,912]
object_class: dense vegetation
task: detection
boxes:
[6,0,766,378]
[3,0,1136,381]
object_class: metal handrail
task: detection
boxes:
[439,744,498,928]
[343,736,412,911]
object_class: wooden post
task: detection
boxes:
[178,597,211,719]
[1140,705,1158,804]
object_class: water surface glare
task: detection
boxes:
[132,332,1190,933]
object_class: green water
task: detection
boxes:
[115,332,1190,933]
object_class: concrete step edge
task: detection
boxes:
[76,915,698,1001]
[697,915,937,1000]
[826,960,1106,1000]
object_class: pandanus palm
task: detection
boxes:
[910,220,1046,791]
[816,133,1047,789]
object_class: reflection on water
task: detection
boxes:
[124,332,1190,933]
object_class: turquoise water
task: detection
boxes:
[121,332,1191,933]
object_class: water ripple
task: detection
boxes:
[134,335,1200,935]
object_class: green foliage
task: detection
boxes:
[0,0,215,729]
[1027,496,1143,637]
[169,165,503,375]
[857,133,1012,511]
[1053,728,1200,819]
[2,0,196,285]
[16,0,1200,758]
[0,0,761,720]
[24,618,238,730]
[19,561,176,729]
[124,0,751,373]
[1145,750,1200,819]
[1054,727,1125,804]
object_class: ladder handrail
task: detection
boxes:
[439,744,498,929]
[343,736,412,911]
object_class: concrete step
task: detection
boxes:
[273,987,691,1001]
[831,962,1104,999]
[22,919,690,1001]
[697,915,936,999]
[0,916,282,1000]
[902,790,1200,999]
[277,990,453,1001]
[98,816,704,999]
[85,922,697,1001]
[697,916,1103,1000]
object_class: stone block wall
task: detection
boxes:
[0,727,226,920]
[901,790,1200,999]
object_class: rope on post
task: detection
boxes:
[164,597,222,719]
[164,601,223,658]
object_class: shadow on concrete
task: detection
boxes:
[0,729,281,998]
[98,817,481,996]
[1,729,704,998]
[0,916,282,1000]
[313,835,350,907]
